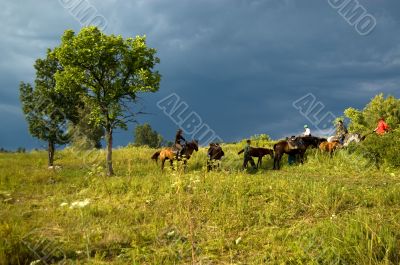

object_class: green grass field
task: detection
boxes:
[1,143,400,264]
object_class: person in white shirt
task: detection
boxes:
[303,125,311,136]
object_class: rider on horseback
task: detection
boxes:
[175,129,186,157]
[303,125,311,136]
[335,120,348,145]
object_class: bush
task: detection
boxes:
[354,129,400,168]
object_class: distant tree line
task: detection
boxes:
[0,147,26,153]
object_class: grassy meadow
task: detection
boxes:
[1,142,400,264]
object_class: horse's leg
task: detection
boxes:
[183,160,188,172]
[273,155,277,170]
[161,159,165,170]
[276,154,282,170]
[258,157,262,168]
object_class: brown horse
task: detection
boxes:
[207,143,225,171]
[273,136,326,170]
[151,140,199,170]
[238,147,274,168]
[319,141,341,157]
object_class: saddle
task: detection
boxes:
[287,136,299,150]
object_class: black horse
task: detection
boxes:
[300,136,327,148]
[207,143,225,171]
[238,147,274,168]
[273,136,326,170]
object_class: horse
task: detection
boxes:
[342,133,364,147]
[330,132,371,147]
[319,141,341,157]
[273,136,324,170]
[151,140,199,170]
[300,136,327,148]
[207,143,225,171]
[238,147,274,168]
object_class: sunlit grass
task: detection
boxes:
[0,144,399,264]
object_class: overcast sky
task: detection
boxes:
[1,0,400,149]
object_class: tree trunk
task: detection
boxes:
[106,127,114,176]
[48,140,55,167]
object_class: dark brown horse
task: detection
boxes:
[273,136,326,170]
[151,140,199,170]
[238,147,274,168]
[207,143,225,171]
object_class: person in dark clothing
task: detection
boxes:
[288,153,296,165]
[174,129,186,156]
[335,120,348,145]
[242,139,256,169]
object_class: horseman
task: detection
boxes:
[374,117,390,135]
[241,139,256,169]
[174,129,186,157]
[335,120,348,145]
[303,125,311,136]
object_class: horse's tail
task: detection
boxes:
[151,151,161,163]
[270,149,274,158]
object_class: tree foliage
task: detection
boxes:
[344,94,400,168]
[344,93,400,133]
[134,123,163,148]
[68,106,104,150]
[54,26,161,175]
[19,49,79,166]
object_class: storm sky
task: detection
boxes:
[1,0,400,149]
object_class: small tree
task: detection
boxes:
[54,27,161,175]
[19,50,79,166]
[134,123,163,148]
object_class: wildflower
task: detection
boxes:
[235,237,242,245]
[70,199,91,209]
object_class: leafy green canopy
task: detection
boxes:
[344,94,400,168]
[19,49,80,145]
[54,26,161,130]
[344,93,400,133]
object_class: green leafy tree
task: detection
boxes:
[134,123,163,148]
[344,94,400,133]
[344,94,400,168]
[54,27,161,175]
[19,49,79,166]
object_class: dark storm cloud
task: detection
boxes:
[0,0,399,149]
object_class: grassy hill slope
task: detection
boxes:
[1,144,400,264]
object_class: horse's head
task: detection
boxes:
[187,140,199,151]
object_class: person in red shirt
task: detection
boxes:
[374,117,390,135]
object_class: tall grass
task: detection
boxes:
[0,143,399,264]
